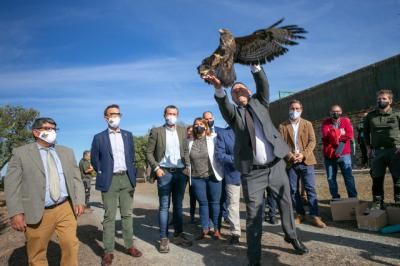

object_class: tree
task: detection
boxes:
[0,105,39,171]
[133,135,148,169]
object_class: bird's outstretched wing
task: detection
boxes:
[234,18,307,65]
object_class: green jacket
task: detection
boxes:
[364,107,400,149]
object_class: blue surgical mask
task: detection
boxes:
[289,111,301,120]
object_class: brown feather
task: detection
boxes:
[197,18,306,87]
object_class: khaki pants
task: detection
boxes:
[25,200,78,266]
[226,184,241,236]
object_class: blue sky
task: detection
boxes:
[0,0,399,161]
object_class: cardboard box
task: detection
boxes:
[356,202,387,231]
[386,206,400,225]
[330,198,359,221]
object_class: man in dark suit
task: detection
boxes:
[91,104,142,266]
[146,105,192,253]
[204,65,308,265]
[214,126,242,245]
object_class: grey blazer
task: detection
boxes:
[215,68,289,174]
[5,142,85,224]
[146,125,189,182]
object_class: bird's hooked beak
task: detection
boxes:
[218,29,225,34]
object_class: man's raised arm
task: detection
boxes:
[203,74,236,127]
[251,65,270,106]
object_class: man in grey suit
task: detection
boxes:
[5,117,85,266]
[204,65,308,265]
[146,105,192,253]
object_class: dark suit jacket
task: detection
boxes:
[215,67,289,174]
[91,129,136,192]
[215,126,241,185]
[279,118,317,165]
[146,125,189,182]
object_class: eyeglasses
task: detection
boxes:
[37,127,59,132]
[107,113,122,118]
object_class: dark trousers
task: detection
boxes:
[189,185,197,219]
[265,188,277,219]
[324,154,358,199]
[370,148,400,202]
[191,176,222,231]
[359,141,368,166]
[157,169,187,238]
[220,178,228,222]
[287,163,319,216]
[82,177,91,205]
[242,160,297,264]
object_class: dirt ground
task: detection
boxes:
[0,171,399,266]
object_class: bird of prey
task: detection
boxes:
[197,18,307,87]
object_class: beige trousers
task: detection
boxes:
[25,201,78,266]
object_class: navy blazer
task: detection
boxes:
[214,126,241,185]
[91,129,136,192]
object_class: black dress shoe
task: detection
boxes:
[248,263,261,266]
[267,216,277,225]
[228,235,240,245]
[284,236,309,255]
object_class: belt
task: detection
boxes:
[161,167,183,173]
[45,197,69,209]
[113,170,127,175]
[252,158,280,170]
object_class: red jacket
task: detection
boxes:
[321,117,354,159]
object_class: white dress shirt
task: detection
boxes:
[250,109,276,165]
[159,126,184,168]
[108,128,127,172]
[291,121,300,153]
[37,144,69,207]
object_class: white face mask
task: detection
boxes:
[289,110,302,120]
[108,117,121,128]
[165,115,177,126]
[38,130,57,144]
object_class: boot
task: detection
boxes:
[394,194,400,207]
[371,195,384,210]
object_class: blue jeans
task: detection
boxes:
[288,163,319,216]
[157,169,187,238]
[324,154,358,199]
[191,176,222,231]
[265,188,277,219]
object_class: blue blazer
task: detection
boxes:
[91,129,136,192]
[214,126,241,185]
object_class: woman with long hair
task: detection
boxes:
[188,118,224,239]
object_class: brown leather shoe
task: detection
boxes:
[101,253,114,266]
[127,247,142,257]
[294,214,305,225]
[196,229,209,240]
[213,230,221,240]
[310,216,327,228]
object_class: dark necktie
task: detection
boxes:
[244,107,257,154]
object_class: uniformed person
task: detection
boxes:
[364,89,400,208]
[79,150,95,210]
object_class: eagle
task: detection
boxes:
[197,18,307,87]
